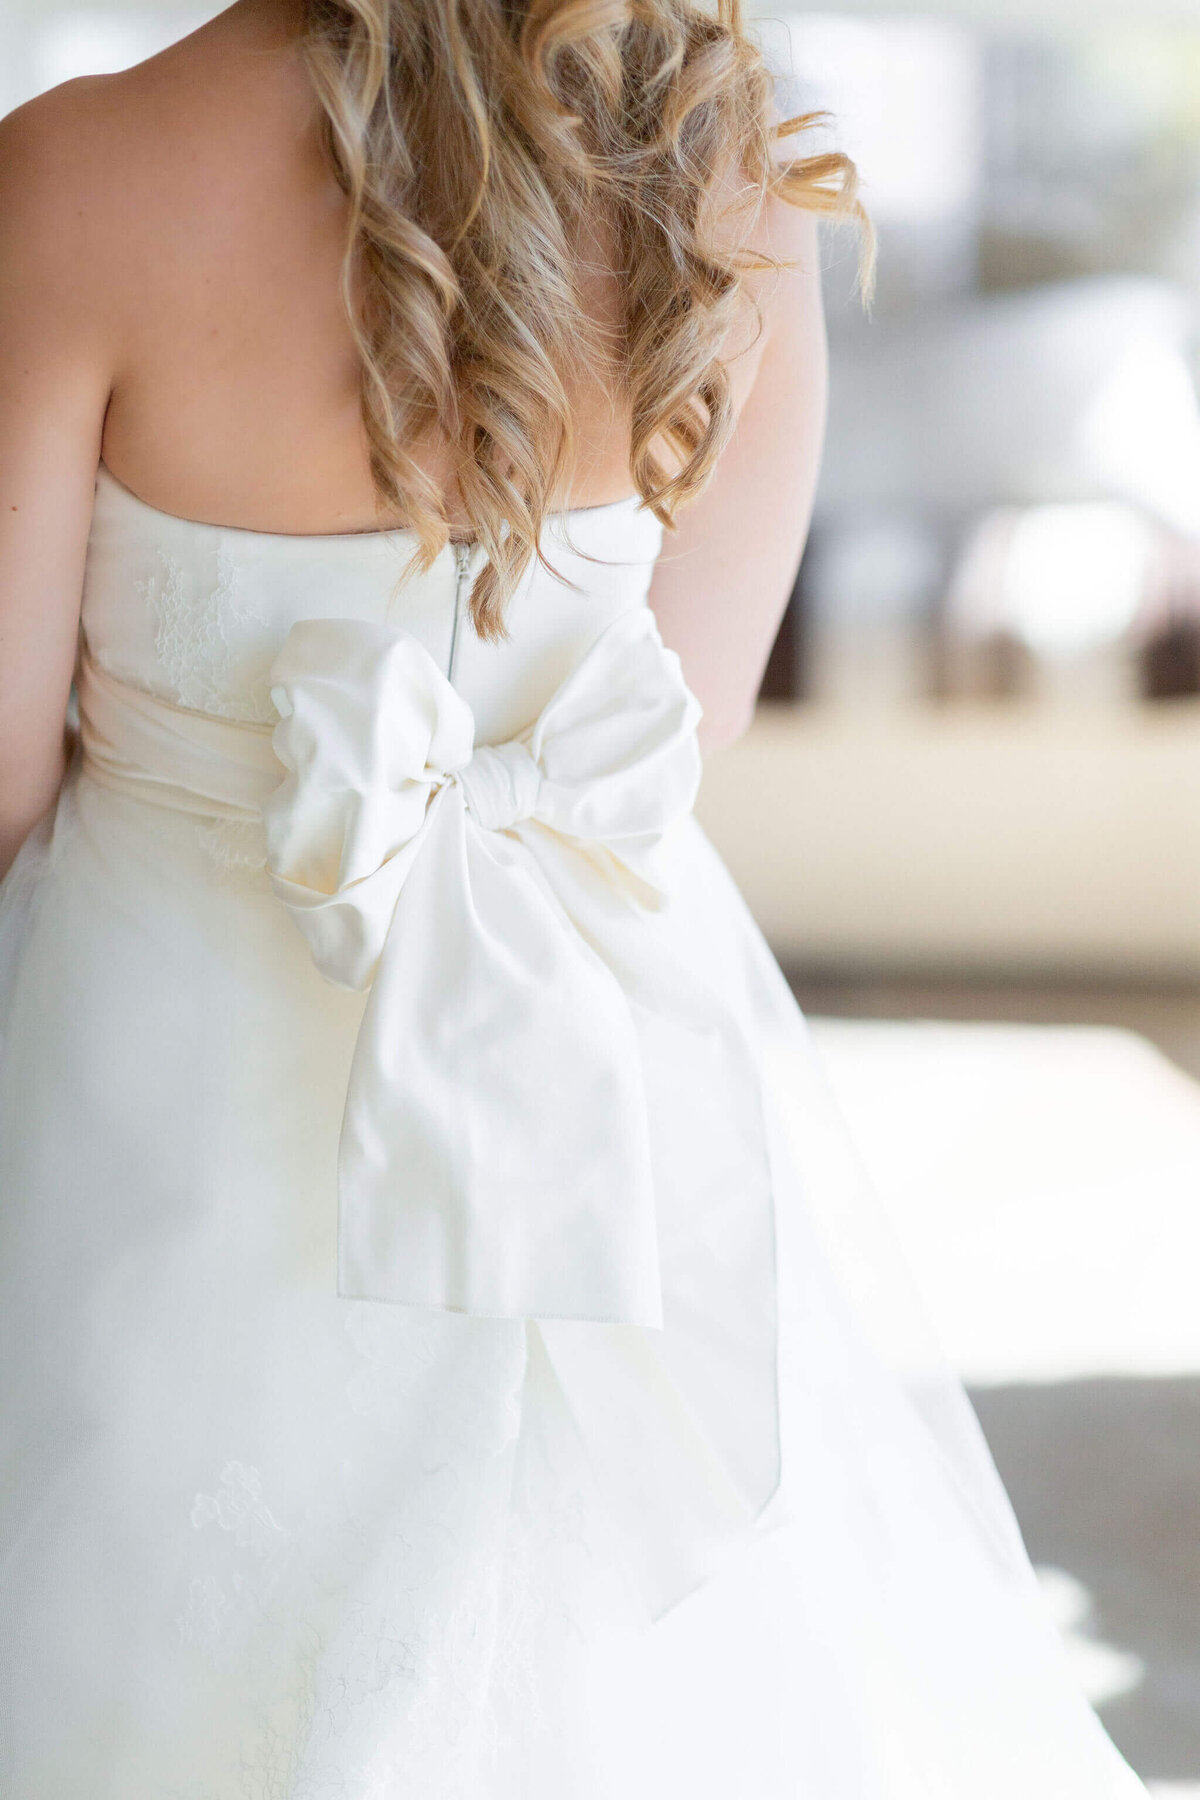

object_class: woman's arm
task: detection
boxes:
[0,85,116,879]
[647,201,828,754]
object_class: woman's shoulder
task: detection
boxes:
[0,74,119,229]
[0,76,132,378]
[0,6,324,403]
[0,6,313,258]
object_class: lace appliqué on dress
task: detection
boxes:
[168,1314,553,1800]
[141,546,276,725]
[195,818,270,880]
[92,547,279,877]
[190,1460,291,1556]
[178,1462,295,1661]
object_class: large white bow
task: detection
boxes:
[263,607,703,1327]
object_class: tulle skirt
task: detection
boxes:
[0,763,1147,1798]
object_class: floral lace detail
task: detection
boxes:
[85,544,283,873]
[141,546,276,724]
[158,1310,645,1800]
[178,1463,296,1664]
[165,1314,570,1800]
[196,817,270,880]
[190,1461,291,1557]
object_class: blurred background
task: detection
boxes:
[4,0,1200,1788]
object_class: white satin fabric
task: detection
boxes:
[264,608,701,1328]
[0,464,1150,1798]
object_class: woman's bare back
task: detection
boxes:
[87,0,772,535]
[0,0,827,871]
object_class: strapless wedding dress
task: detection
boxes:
[0,466,1149,1798]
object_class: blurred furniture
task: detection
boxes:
[697,701,1200,977]
[821,278,1200,533]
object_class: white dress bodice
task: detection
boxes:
[81,464,667,743]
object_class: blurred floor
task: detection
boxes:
[787,976,1200,1790]
[791,973,1200,1083]
[977,1378,1200,1786]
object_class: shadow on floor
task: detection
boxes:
[787,970,1200,1776]
[971,1378,1200,1781]
[788,972,1200,1084]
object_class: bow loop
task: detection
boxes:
[265,619,475,988]
[267,619,474,891]
[528,623,702,880]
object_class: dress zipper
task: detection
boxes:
[447,539,471,685]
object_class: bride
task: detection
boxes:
[0,1,1151,1794]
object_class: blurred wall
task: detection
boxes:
[8,0,1200,983]
[0,2,218,117]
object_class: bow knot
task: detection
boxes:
[457,739,541,833]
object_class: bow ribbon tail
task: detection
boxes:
[535,1000,782,1621]
[334,783,664,1327]
[515,825,783,1620]
[535,1318,765,1621]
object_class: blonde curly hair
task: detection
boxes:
[302,0,866,636]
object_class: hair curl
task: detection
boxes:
[302,0,868,637]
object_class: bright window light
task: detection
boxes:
[767,14,982,225]
[1081,336,1200,539]
[1002,503,1153,658]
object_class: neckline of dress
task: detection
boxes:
[95,461,646,551]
